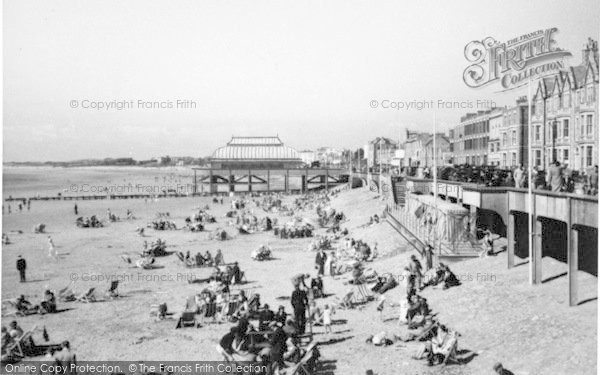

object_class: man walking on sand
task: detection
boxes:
[74,204,78,215]
[315,249,327,277]
[16,255,26,283]
[291,284,308,334]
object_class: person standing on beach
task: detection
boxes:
[26,199,30,211]
[48,236,57,258]
[74,204,78,215]
[16,255,26,282]
[315,249,327,277]
[291,284,308,334]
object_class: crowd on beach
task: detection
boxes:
[2,186,516,374]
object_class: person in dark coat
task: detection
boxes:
[290,285,308,334]
[16,256,26,283]
[315,249,327,277]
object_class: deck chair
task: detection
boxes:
[150,303,169,321]
[76,288,96,303]
[106,281,119,298]
[200,302,218,324]
[282,343,318,375]
[354,284,374,302]
[57,282,76,302]
[338,291,354,309]
[6,327,37,359]
[178,311,198,328]
[440,334,459,365]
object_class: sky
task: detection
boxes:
[3,0,599,161]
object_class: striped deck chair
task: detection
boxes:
[200,302,218,324]
[352,284,372,304]
[281,341,318,375]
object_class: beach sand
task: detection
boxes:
[1,186,597,374]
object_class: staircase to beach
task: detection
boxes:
[385,178,485,260]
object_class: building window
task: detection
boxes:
[563,149,569,163]
[535,150,541,167]
[564,91,571,107]
[563,119,569,138]
[502,133,507,147]
[511,130,517,145]
[589,85,596,103]
[586,114,594,136]
[511,152,517,166]
[535,125,541,141]
[587,146,593,167]
[502,153,507,166]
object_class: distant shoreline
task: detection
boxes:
[3,164,198,171]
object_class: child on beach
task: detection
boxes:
[322,304,334,334]
[47,236,57,258]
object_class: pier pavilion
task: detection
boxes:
[194,136,349,194]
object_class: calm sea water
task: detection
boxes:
[2,167,313,198]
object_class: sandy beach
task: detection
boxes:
[1,182,597,375]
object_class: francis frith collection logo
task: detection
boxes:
[463,28,572,90]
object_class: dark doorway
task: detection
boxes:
[514,212,529,259]
[540,218,567,263]
[476,208,507,237]
[578,226,598,277]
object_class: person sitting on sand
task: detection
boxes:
[204,250,213,266]
[275,306,287,325]
[214,249,224,266]
[407,295,430,328]
[231,262,242,284]
[216,326,237,362]
[231,329,255,362]
[493,362,515,375]
[15,295,37,314]
[258,304,275,331]
[8,321,23,339]
[311,276,324,298]
[40,290,57,314]
[1,326,15,359]
[397,315,437,342]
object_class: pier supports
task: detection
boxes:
[267,170,271,193]
[569,225,580,306]
[531,219,543,285]
[285,170,290,193]
[507,213,515,268]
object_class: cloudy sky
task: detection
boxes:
[4,0,599,161]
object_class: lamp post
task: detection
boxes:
[552,119,558,163]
